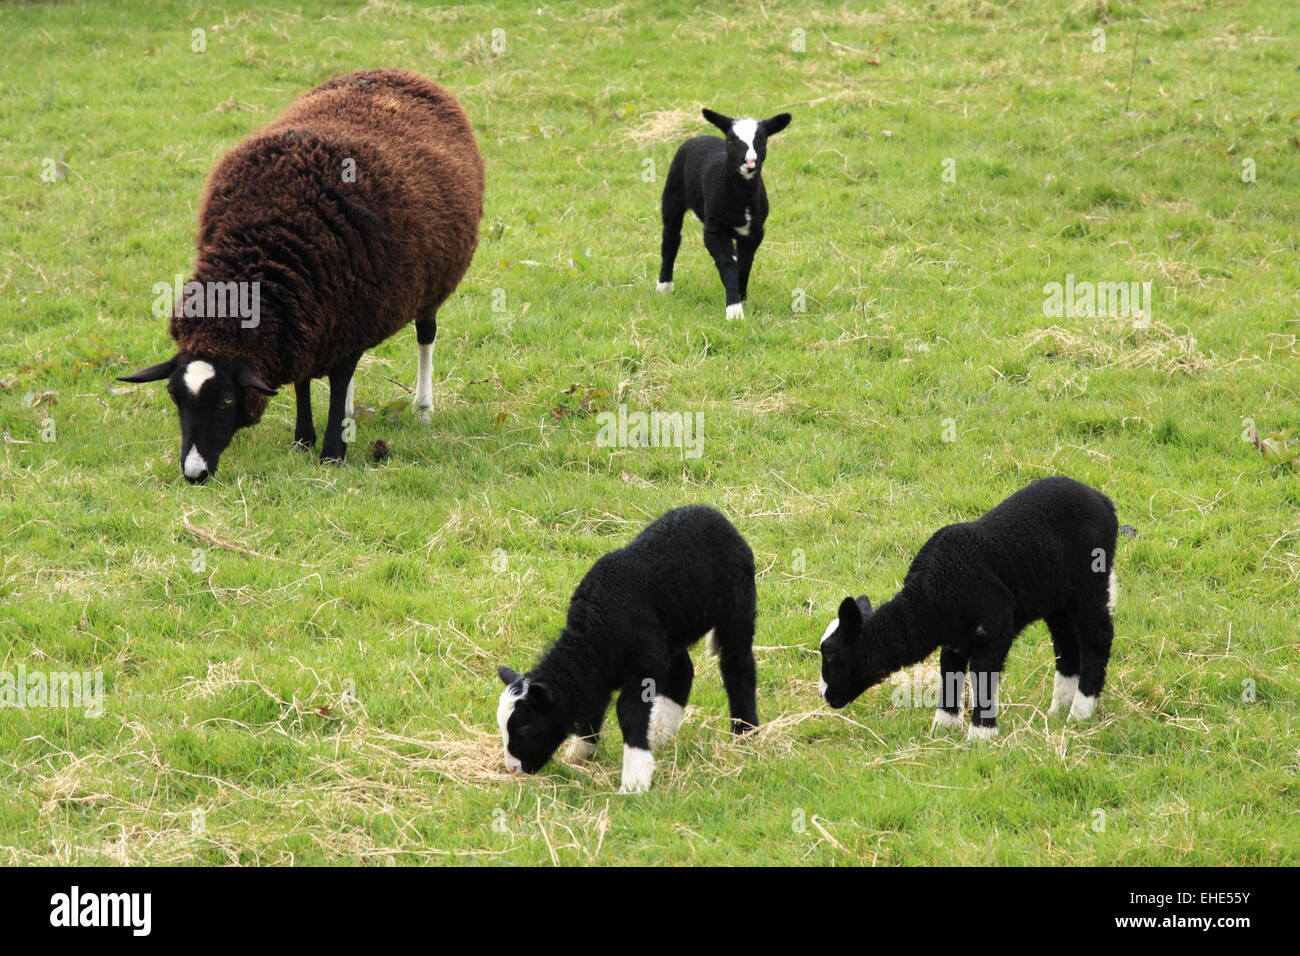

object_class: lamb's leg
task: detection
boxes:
[736,232,762,303]
[565,699,609,763]
[703,228,743,320]
[616,677,659,793]
[413,310,437,422]
[713,600,759,734]
[320,352,362,463]
[649,651,693,750]
[293,380,316,449]
[932,645,968,731]
[657,189,685,292]
[1069,595,1115,721]
[967,644,1009,740]
[1045,611,1081,716]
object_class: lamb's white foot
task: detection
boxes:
[620,746,654,793]
[413,341,434,422]
[648,696,685,750]
[725,303,744,321]
[1069,693,1097,721]
[966,724,999,741]
[565,736,598,762]
[1048,671,1080,715]
[932,708,965,731]
[656,281,673,293]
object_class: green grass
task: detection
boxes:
[1,0,1297,865]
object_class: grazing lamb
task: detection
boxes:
[656,108,791,321]
[496,505,759,793]
[819,476,1119,739]
[119,69,485,482]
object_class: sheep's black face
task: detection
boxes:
[819,595,883,708]
[703,109,792,181]
[496,666,567,775]
[118,353,276,483]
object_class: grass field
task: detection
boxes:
[1,0,1297,865]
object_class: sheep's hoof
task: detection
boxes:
[293,433,317,451]
[1068,694,1097,721]
[931,708,965,731]
[655,281,673,293]
[565,737,598,763]
[966,724,999,741]
[725,303,744,321]
[319,447,346,465]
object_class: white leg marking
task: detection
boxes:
[648,696,685,750]
[725,303,744,321]
[1069,693,1097,721]
[704,627,719,658]
[565,735,598,762]
[183,446,209,480]
[620,745,654,793]
[413,342,434,421]
[1048,671,1079,715]
[932,708,965,731]
[966,724,999,741]
[183,360,216,396]
[656,280,673,293]
[1107,568,1118,610]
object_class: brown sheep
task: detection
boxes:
[120,69,485,481]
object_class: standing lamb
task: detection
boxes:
[119,69,485,482]
[496,505,759,793]
[656,108,791,321]
[818,476,1119,738]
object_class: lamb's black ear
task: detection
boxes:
[525,682,551,710]
[702,108,732,132]
[838,596,863,634]
[761,113,792,136]
[235,362,276,395]
[858,595,873,616]
[117,355,179,384]
[497,665,521,686]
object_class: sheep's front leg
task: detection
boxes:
[565,695,610,763]
[736,231,762,303]
[703,228,743,320]
[616,676,659,793]
[967,645,1009,740]
[320,352,363,463]
[293,380,316,449]
[931,645,968,731]
[413,310,437,422]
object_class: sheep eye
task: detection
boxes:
[222,395,235,406]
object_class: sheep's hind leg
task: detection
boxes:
[1069,595,1114,722]
[320,352,363,463]
[657,190,685,292]
[293,380,316,449]
[1045,611,1081,716]
[413,311,437,423]
[967,643,1009,741]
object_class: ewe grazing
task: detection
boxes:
[819,477,1119,738]
[120,69,484,481]
[656,108,791,320]
[496,506,759,793]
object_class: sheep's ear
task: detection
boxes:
[761,113,792,136]
[497,665,522,686]
[235,362,276,395]
[838,596,863,635]
[117,355,179,384]
[702,108,732,132]
[858,595,873,617]
[525,682,551,710]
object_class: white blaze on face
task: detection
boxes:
[497,683,525,773]
[818,618,839,700]
[183,360,216,397]
[183,445,209,480]
[733,118,759,177]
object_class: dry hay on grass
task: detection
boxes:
[624,108,698,148]
[1024,318,1212,376]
